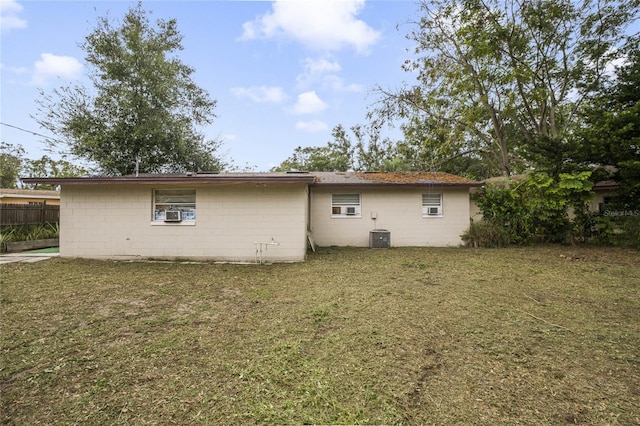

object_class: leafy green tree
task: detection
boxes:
[22,156,88,190]
[273,125,355,172]
[471,171,594,245]
[375,0,638,176]
[350,122,404,171]
[0,143,25,188]
[576,42,640,211]
[275,119,493,179]
[35,3,224,175]
[570,42,640,247]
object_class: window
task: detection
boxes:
[422,193,442,217]
[599,196,613,214]
[332,193,361,217]
[153,189,196,223]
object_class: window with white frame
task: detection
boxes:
[422,193,443,217]
[331,193,361,217]
[153,189,196,223]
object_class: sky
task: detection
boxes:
[1,0,419,172]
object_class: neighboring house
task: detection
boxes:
[590,180,619,215]
[0,188,61,226]
[21,172,480,262]
[0,188,60,205]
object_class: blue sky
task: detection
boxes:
[1,0,418,171]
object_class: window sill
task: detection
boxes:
[150,221,196,226]
[422,215,444,219]
[331,215,362,219]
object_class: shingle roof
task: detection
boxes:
[312,171,481,187]
[21,171,480,187]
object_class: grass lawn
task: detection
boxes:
[21,246,60,254]
[1,246,639,425]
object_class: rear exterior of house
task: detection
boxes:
[310,172,479,247]
[27,174,313,263]
[22,172,480,262]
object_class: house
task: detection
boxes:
[21,172,481,263]
[310,172,479,247]
[0,188,61,227]
[0,188,60,206]
[590,180,619,215]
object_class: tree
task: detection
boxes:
[273,123,401,172]
[35,3,224,176]
[374,0,638,176]
[22,156,88,190]
[576,41,640,210]
[468,171,594,246]
[273,125,355,172]
[0,143,25,188]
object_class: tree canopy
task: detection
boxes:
[374,0,638,176]
[275,0,637,182]
[35,3,224,176]
[273,123,402,173]
[575,42,640,211]
[0,143,25,189]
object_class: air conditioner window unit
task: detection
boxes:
[164,210,182,222]
[346,206,356,215]
[428,207,440,216]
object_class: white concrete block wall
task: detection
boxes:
[60,183,308,262]
[309,186,472,247]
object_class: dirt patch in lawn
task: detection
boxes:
[1,246,639,425]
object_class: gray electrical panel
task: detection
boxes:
[369,229,390,249]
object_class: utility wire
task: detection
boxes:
[0,122,62,143]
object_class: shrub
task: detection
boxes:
[473,172,595,245]
[461,220,511,248]
[592,215,640,249]
[0,223,59,244]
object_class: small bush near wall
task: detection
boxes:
[591,215,640,249]
[461,221,512,248]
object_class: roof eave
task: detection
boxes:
[21,176,317,185]
[312,181,482,188]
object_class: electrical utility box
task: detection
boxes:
[369,229,390,249]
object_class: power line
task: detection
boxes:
[0,122,62,143]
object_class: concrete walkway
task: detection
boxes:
[0,252,60,264]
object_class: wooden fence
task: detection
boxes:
[0,203,60,226]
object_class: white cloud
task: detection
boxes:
[296,56,363,92]
[231,86,287,103]
[31,53,83,86]
[240,0,380,54]
[1,0,27,32]
[296,119,328,132]
[292,91,328,115]
[604,50,629,78]
[0,62,28,75]
[322,75,363,93]
[296,56,341,88]
[303,56,342,75]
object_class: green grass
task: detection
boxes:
[1,246,639,425]
[21,247,59,254]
